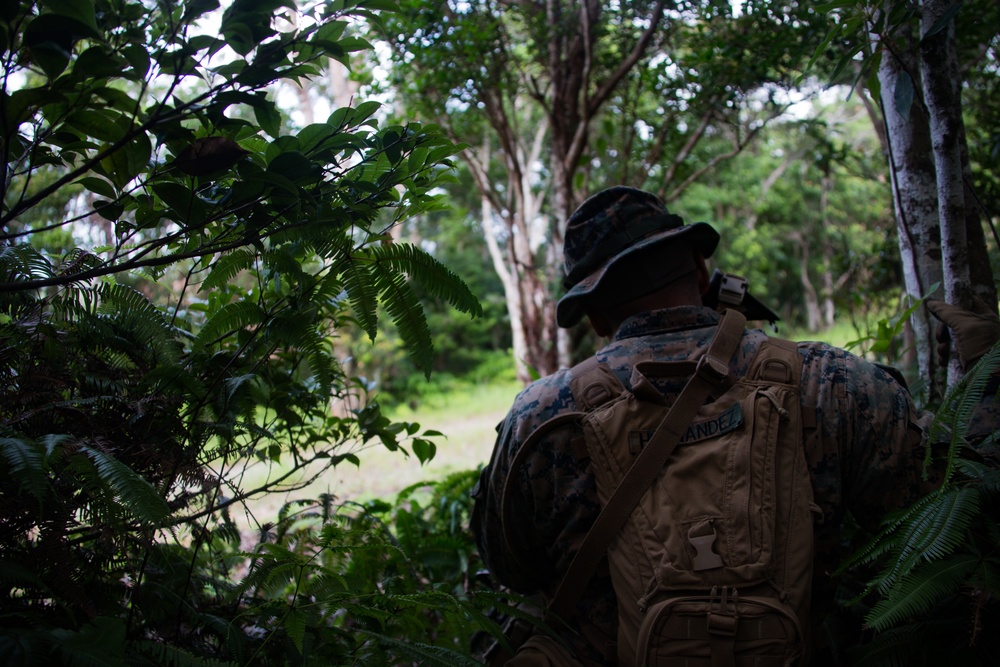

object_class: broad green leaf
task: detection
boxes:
[122,43,150,78]
[254,99,283,139]
[93,200,124,221]
[75,176,116,199]
[39,0,99,32]
[267,151,320,183]
[101,131,151,189]
[412,438,436,464]
[67,109,124,142]
[4,87,59,130]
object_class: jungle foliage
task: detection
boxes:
[836,346,1000,666]
[0,0,504,664]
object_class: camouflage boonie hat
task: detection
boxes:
[557,186,719,328]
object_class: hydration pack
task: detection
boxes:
[502,311,818,666]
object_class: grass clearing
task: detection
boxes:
[234,378,522,529]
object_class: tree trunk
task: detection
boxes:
[820,173,836,329]
[875,6,944,394]
[792,231,822,331]
[920,0,971,385]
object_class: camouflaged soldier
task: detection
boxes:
[470,186,1000,666]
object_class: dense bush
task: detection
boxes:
[0,0,500,664]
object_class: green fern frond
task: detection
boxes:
[370,243,483,317]
[874,486,981,595]
[838,498,934,574]
[268,313,337,398]
[262,245,308,282]
[201,249,257,292]
[0,435,49,501]
[373,262,434,375]
[307,229,352,261]
[925,343,1000,483]
[59,248,104,277]
[0,243,54,281]
[193,300,268,349]
[82,446,170,525]
[969,555,1000,597]
[283,604,308,653]
[98,283,181,365]
[341,255,379,340]
[865,553,979,632]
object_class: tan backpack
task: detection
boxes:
[501,311,818,666]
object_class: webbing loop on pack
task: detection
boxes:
[708,587,739,667]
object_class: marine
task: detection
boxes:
[471,186,1000,666]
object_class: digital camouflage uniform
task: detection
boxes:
[471,305,958,663]
[470,187,1000,665]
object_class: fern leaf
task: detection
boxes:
[201,248,257,292]
[98,282,181,364]
[0,243,54,281]
[82,446,170,525]
[874,486,981,594]
[853,620,948,667]
[284,605,308,654]
[193,300,268,349]
[268,312,336,398]
[341,254,379,341]
[0,436,49,501]
[865,553,979,632]
[370,243,483,316]
[373,261,434,375]
[926,343,1000,483]
[969,555,1000,597]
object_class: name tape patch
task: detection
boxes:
[628,402,744,454]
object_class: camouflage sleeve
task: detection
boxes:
[470,374,601,594]
[801,344,939,538]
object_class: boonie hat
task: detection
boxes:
[556,186,719,328]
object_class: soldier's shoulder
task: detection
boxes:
[792,339,909,395]
[508,369,575,421]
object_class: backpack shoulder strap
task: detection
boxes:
[546,310,748,624]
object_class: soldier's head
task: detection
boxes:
[557,186,719,334]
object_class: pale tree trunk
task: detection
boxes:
[792,231,822,331]
[480,189,531,383]
[466,130,553,384]
[920,0,972,385]
[820,173,836,330]
[874,8,944,394]
[918,0,997,339]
